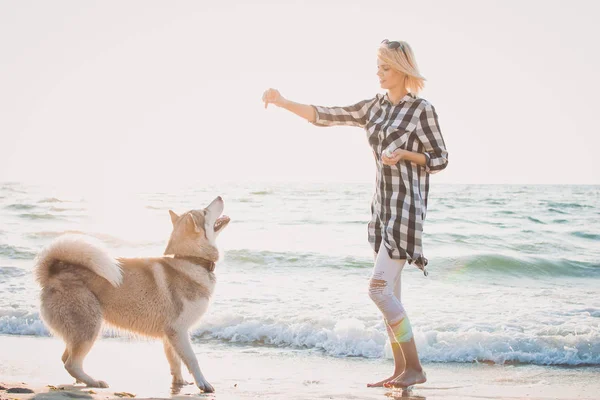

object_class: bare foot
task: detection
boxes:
[367,372,403,388]
[384,368,426,388]
[172,377,192,386]
[170,379,192,395]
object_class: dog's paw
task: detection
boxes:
[197,380,214,393]
[88,380,109,388]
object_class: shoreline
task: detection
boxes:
[1,335,599,400]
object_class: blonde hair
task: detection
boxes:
[377,41,425,95]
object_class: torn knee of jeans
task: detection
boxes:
[369,279,387,295]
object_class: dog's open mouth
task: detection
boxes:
[214,215,230,232]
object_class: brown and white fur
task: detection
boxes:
[34,196,230,393]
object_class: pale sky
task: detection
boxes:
[1,0,599,189]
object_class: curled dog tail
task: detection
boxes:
[34,234,123,288]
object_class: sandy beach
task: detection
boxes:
[1,335,598,400]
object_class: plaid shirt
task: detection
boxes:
[312,93,448,275]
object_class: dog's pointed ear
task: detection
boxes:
[169,210,179,227]
[186,213,201,233]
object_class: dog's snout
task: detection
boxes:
[206,196,224,214]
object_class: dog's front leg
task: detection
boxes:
[163,340,191,387]
[165,329,214,393]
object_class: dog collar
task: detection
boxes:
[173,255,216,272]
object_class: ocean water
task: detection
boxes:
[0,181,599,366]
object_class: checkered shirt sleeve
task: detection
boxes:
[311,98,377,128]
[417,104,449,174]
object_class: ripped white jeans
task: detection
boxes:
[368,247,414,343]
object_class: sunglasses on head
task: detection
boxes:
[381,39,407,55]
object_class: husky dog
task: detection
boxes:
[34,196,230,393]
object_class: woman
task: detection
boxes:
[262,39,448,389]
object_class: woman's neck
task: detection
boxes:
[387,87,409,105]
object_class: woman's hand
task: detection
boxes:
[381,149,407,166]
[262,88,286,109]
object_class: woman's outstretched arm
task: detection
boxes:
[263,88,316,122]
[262,88,376,128]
